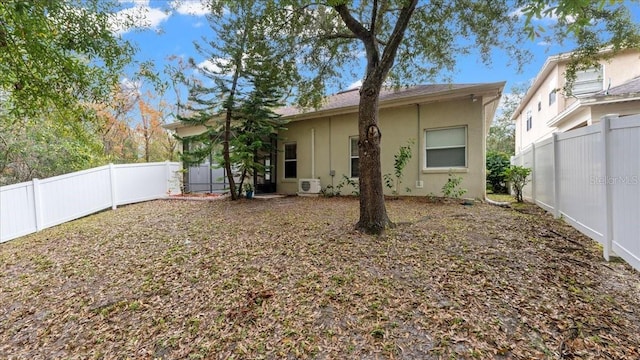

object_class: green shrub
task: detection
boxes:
[442,171,467,198]
[384,139,414,195]
[486,151,511,193]
[322,175,359,197]
[503,165,532,203]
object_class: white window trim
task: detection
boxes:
[572,65,604,96]
[548,89,557,106]
[349,136,359,179]
[423,126,467,170]
[283,142,297,179]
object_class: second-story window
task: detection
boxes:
[537,95,542,111]
[526,110,532,131]
[549,89,557,105]
[572,66,603,96]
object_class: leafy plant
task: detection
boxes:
[503,165,532,203]
[486,151,511,193]
[384,139,414,195]
[322,175,359,197]
[442,171,467,198]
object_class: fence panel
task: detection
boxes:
[521,147,534,200]
[533,138,555,212]
[115,163,177,206]
[38,166,112,230]
[0,162,181,243]
[556,126,605,243]
[0,182,37,242]
[609,116,640,270]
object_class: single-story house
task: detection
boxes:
[166,82,505,199]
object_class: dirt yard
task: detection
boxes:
[0,196,638,359]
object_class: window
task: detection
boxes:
[349,136,359,178]
[284,143,297,178]
[526,109,532,131]
[537,95,542,111]
[549,89,557,105]
[425,127,466,168]
[572,66,603,96]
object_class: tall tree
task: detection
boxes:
[0,111,105,185]
[487,85,526,155]
[0,0,134,118]
[136,96,179,162]
[228,77,288,198]
[92,82,141,162]
[179,0,297,199]
[264,0,640,234]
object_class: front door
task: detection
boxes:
[254,136,277,194]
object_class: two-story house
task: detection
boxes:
[512,48,640,154]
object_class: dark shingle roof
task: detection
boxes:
[596,76,640,97]
[278,83,489,117]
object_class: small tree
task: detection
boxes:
[383,139,414,196]
[442,171,467,199]
[486,151,511,193]
[504,166,532,203]
[227,79,287,199]
[487,85,525,155]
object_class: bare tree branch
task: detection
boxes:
[370,0,378,35]
[379,0,418,78]
[319,32,387,45]
[332,4,369,41]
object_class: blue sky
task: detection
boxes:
[115,0,640,104]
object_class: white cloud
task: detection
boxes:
[111,1,171,34]
[120,77,142,104]
[120,77,140,92]
[509,7,525,18]
[197,59,231,74]
[171,0,210,16]
[118,0,148,5]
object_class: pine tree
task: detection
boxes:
[178,0,296,199]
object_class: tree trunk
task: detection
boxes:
[332,1,417,234]
[224,107,237,200]
[355,83,392,234]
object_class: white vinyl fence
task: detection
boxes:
[512,114,640,272]
[0,162,182,243]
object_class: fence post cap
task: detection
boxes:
[601,114,619,121]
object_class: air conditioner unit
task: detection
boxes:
[298,178,321,195]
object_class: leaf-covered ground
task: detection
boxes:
[1,197,638,359]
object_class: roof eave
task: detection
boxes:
[545,93,640,127]
[284,82,505,121]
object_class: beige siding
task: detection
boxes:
[515,64,561,153]
[591,102,640,121]
[516,49,640,153]
[278,97,487,199]
[417,98,485,198]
